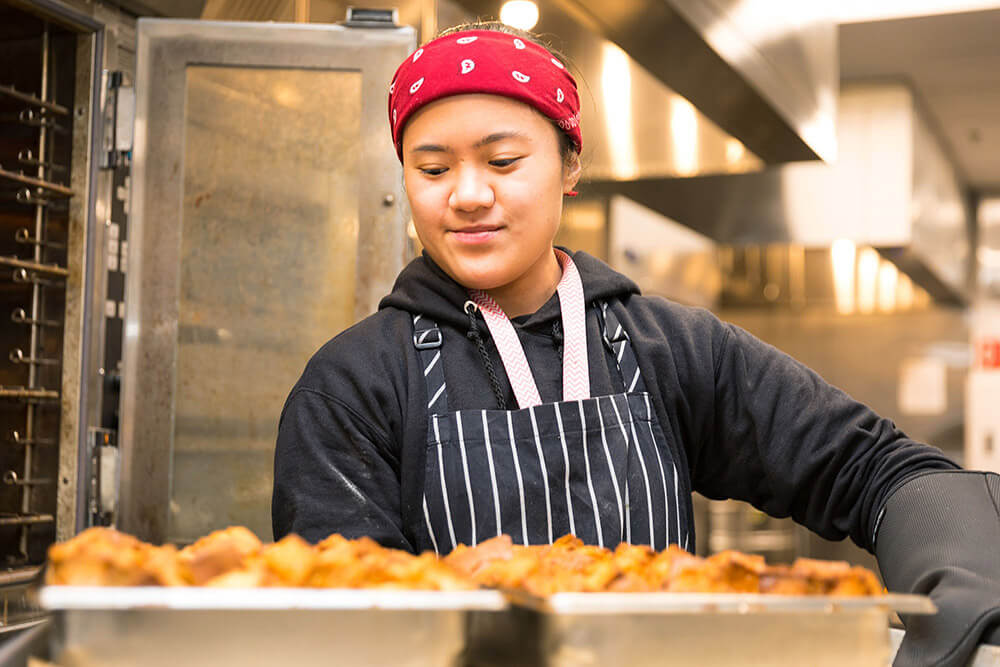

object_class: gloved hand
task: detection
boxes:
[874,470,1000,667]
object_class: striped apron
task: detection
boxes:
[412,253,690,554]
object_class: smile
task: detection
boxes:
[450,225,503,244]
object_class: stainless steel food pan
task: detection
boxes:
[465,592,936,667]
[40,587,507,667]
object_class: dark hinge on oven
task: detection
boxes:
[342,7,399,28]
[100,71,134,170]
[85,428,118,528]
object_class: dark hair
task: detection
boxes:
[436,20,578,168]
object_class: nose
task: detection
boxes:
[449,165,494,212]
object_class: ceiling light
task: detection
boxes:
[601,43,638,180]
[500,1,539,31]
[669,96,699,177]
[878,260,898,313]
[831,239,856,315]
[857,247,880,315]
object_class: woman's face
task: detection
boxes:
[402,94,581,292]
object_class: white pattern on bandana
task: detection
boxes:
[409,77,424,94]
[412,48,424,63]
[551,58,565,69]
[513,38,526,50]
[512,71,530,83]
[457,36,478,44]
[461,59,475,74]
[556,88,564,103]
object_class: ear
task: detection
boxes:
[562,152,582,194]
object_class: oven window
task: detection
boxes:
[171,66,361,542]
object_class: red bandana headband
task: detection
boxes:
[387,30,582,162]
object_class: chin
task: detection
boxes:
[447,260,515,292]
[451,269,508,291]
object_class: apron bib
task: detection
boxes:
[413,252,690,553]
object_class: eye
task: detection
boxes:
[418,166,448,176]
[489,157,522,168]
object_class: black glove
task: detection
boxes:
[875,470,1000,667]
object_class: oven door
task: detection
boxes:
[120,18,415,544]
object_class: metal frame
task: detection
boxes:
[1,0,114,555]
[120,19,415,542]
[25,0,138,543]
[0,0,134,639]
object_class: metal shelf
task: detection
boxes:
[0,565,47,640]
[0,256,68,278]
[0,83,69,115]
[0,387,59,401]
[0,167,73,197]
[0,566,43,588]
[0,514,55,527]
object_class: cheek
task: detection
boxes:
[504,172,564,229]
[404,177,444,226]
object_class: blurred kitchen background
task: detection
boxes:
[3,0,1000,625]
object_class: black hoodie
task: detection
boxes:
[272,249,958,553]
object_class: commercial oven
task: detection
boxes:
[1,0,135,634]
[0,0,414,634]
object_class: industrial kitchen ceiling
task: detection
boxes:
[103,0,836,179]
[453,0,838,167]
[840,7,1000,190]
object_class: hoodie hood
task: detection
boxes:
[378,248,640,329]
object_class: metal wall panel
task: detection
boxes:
[171,65,362,541]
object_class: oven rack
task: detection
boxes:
[1,19,75,566]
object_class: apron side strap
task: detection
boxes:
[412,314,449,414]
[599,301,628,345]
[598,301,648,395]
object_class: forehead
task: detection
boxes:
[402,93,556,148]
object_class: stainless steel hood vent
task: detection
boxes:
[566,0,837,164]
[453,0,837,167]
[107,0,836,178]
[588,83,972,303]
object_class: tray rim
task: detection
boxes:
[37,586,936,616]
[501,589,937,615]
[38,585,508,611]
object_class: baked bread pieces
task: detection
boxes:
[46,527,471,590]
[443,534,882,596]
[45,527,186,587]
[46,527,881,596]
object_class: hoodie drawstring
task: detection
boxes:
[551,319,563,354]
[464,301,507,411]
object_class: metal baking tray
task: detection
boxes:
[39,585,507,611]
[501,589,936,615]
[463,592,936,667]
[40,586,507,667]
[890,628,1000,667]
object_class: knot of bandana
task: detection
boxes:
[387,30,582,162]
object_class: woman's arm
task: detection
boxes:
[699,321,958,548]
[700,320,998,666]
[272,387,413,551]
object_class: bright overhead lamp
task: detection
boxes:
[500,1,540,31]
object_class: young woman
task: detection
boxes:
[273,22,999,666]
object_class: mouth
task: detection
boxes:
[449,224,504,244]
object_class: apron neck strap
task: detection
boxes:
[468,249,590,409]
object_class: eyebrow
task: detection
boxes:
[474,131,530,148]
[410,131,530,154]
